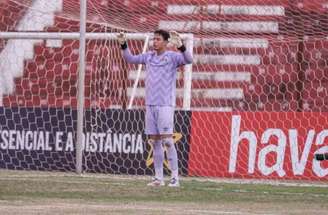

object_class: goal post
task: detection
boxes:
[76,0,86,174]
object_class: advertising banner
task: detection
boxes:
[0,107,191,175]
[188,112,328,180]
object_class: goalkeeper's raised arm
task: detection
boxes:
[117,32,148,64]
[167,30,193,65]
[117,30,193,66]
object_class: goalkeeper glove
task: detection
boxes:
[117,32,127,49]
[168,31,186,52]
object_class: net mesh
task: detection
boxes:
[0,0,327,181]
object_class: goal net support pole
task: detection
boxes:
[76,0,87,174]
[127,35,150,110]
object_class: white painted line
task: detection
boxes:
[194,54,261,65]
[127,88,244,99]
[159,20,200,31]
[197,88,243,99]
[167,5,199,14]
[0,0,62,95]
[128,105,233,111]
[127,88,142,98]
[192,71,251,82]
[128,70,251,82]
[109,104,123,109]
[206,4,220,14]
[221,5,285,16]
[167,4,285,16]
[176,106,233,112]
[203,21,279,33]
[128,70,182,80]
[46,39,62,48]
[128,71,145,80]
[159,21,279,33]
[193,37,269,48]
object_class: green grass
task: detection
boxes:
[0,170,328,214]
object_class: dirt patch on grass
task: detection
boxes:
[0,199,327,215]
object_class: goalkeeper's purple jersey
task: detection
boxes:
[122,48,193,106]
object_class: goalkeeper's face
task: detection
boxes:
[153,33,168,51]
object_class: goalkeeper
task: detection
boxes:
[117,29,193,187]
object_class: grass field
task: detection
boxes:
[0,170,328,214]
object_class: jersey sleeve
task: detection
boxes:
[122,48,148,64]
[172,51,193,67]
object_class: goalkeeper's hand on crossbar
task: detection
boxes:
[168,31,183,48]
[117,32,127,49]
[117,32,126,44]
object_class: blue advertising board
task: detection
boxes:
[0,107,191,175]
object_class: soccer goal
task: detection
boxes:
[0,0,327,183]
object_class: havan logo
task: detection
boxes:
[229,115,328,177]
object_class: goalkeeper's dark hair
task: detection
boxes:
[154,29,170,41]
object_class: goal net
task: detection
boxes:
[0,0,327,182]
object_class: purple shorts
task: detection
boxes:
[145,105,174,135]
